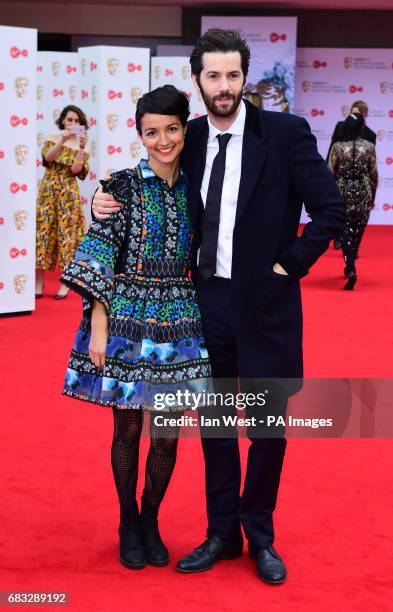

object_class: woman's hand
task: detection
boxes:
[79,132,88,149]
[89,300,108,370]
[61,129,73,143]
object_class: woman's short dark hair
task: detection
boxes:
[340,112,365,141]
[56,105,89,130]
[190,28,250,79]
[135,85,190,135]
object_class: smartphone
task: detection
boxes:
[68,125,86,135]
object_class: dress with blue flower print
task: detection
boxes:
[61,160,211,410]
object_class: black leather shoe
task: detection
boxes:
[140,497,169,567]
[250,545,287,584]
[118,521,146,570]
[176,534,243,573]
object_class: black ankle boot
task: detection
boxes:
[118,502,146,570]
[140,496,169,566]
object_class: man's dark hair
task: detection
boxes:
[190,28,250,79]
[135,85,190,135]
[56,105,89,130]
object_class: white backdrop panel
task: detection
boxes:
[295,48,393,224]
[151,57,206,119]
[77,45,150,225]
[0,26,37,314]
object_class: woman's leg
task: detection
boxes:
[140,416,179,565]
[112,407,145,569]
[35,268,45,296]
[341,211,358,289]
[111,408,143,526]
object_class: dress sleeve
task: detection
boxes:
[41,139,56,167]
[60,171,132,310]
[75,152,89,180]
[327,143,339,174]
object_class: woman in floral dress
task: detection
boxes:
[61,86,211,570]
[36,105,89,299]
[328,112,378,290]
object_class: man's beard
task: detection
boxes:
[198,83,243,118]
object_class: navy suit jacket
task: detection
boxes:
[181,100,346,379]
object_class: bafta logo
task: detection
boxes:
[130,87,142,104]
[69,85,77,101]
[14,210,28,230]
[130,141,141,159]
[15,144,28,165]
[52,61,61,77]
[107,58,119,76]
[14,274,27,295]
[91,85,98,103]
[15,76,29,98]
[107,114,119,131]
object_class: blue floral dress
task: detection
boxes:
[61,161,211,410]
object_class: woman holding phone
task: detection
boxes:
[35,105,89,299]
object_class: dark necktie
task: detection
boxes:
[198,133,232,279]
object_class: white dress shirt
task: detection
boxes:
[200,100,246,279]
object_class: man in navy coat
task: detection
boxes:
[92,29,345,584]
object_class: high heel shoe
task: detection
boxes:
[344,272,357,290]
[35,284,45,298]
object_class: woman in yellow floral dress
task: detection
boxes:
[36,105,89,299]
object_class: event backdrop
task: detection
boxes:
[36,52,79,189]
[0,26,37,315]
[295,48,393,224]
[77,45,150,223]
[201,16,297,113]
[150,57,206,119]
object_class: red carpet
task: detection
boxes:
[1,226,393,611]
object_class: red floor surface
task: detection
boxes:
[1,226,393,611]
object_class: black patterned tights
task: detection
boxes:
[111,408,179,526]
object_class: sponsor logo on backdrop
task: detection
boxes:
[52,88,63,97]
[313,60,327,69]
[128,63,142,72]
[15,145,28,165]
[10,182,28,193]
[344,56,353,69]
[11,115,28,127]
[130,87,142,104]
[53,109,61,122]
[37,65,43,72]
[385,157,393,165]
[91,86,97,103]
[14,274,27,294]
[89,171,96,180]
[383,203,393,211]
[107,145,122,155]
[69,85,77,101]
[127,118,136,128]
[15,77,29,98]
[10,46,28,59]
[269,32,287,43]
[14,210,28,230]
[377,130,386,141]
[107,114,118,131]
[37,85,43,100]
[0,82,4,90]
[90,62,97,72]
[10,247,27,258]
[81,89,88,99]
[302,80,311,92]
[67,65,76,74]
[37,133,45,148]
[0,217,4,224]
[89,117,97,127]
[37,113,43,120]
[182,66,190,80]
[165,68,173,76]
[154,66,161,79]
[311,109,325,117]
[108,90,122,100]
[107,58,119,76]
[0,150,4,158]
[81,58,87,75]
[91,141,97,158]
[349,85,363,93]
[130,142,141,159]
